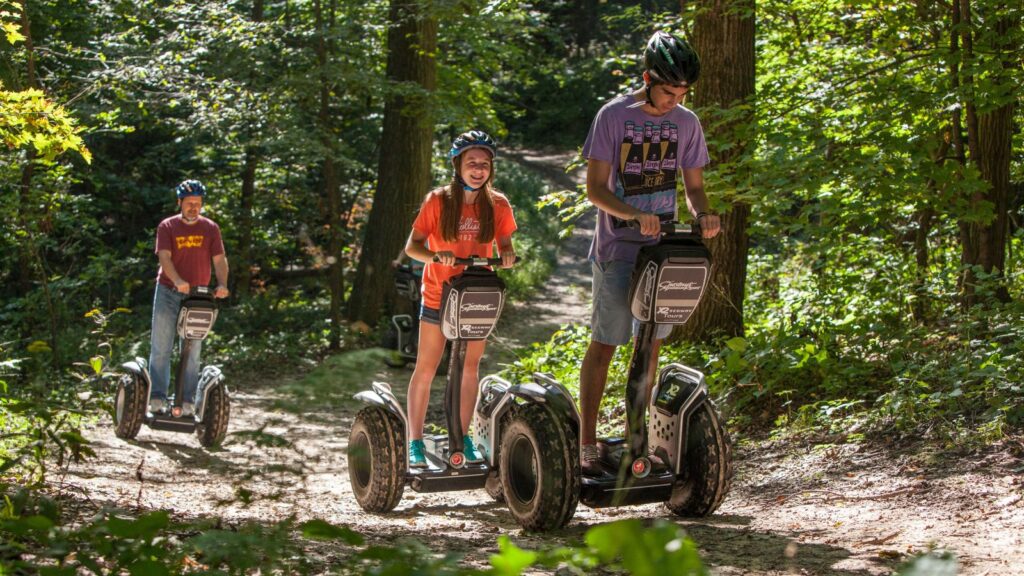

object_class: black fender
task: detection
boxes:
[474,372,580,467]
[354,381,408,438]
[120,357,153,400]
[195,365,227,421]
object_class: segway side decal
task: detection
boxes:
[630,261,658,322]
[653,264,707,324]
[442,289,504,340]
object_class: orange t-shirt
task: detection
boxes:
[412,189,517,309]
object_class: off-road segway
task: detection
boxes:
[348,256,580,531]
[578,220,732,516]
[113,286,230,448]
[382,262,450,372]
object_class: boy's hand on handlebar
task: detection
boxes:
[215,285,230,299]
[433,250,456,266]
[698,213,721,239]
[633,211,661,236]
[174,281,190,294]
[499,249,516,269]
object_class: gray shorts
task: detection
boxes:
[591,260,673,346]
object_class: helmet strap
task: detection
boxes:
[457,174,481,193]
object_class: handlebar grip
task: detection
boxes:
[625,219,701,237]
[431,255,521,266]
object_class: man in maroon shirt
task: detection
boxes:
[148,180,229,415]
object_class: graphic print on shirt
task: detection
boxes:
[458,216,480,242]
[175,235,206,250]
[619,119,679,198]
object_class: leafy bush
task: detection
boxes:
[0,486,709,575]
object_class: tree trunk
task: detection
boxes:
[15,0,36,296]
[236,146,257,297]
[313,0,346,349]
[956,0,1017,306]
[233,0,265,298]
[347,0,437,326]
[673,0,756,341]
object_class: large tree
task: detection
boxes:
[955,0,1020,306]
[674,0,756,340]
[347,0,437,325]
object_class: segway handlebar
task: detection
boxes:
[187,285,226,300]
[625,219,702,237]
[431,255,521,267]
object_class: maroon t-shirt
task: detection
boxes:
[154,215,225,288]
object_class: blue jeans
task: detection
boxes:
[148,283,201,404]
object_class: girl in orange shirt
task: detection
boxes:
[403,131,517,468]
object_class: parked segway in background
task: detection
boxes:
[113,286,230,448]
[348,256,580,531]
[382,261,451,372]
[577,220,732,516]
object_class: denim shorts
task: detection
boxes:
[420,305,441,325]
[591,260,673,346]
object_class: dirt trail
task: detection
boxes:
[62,151,1024,575]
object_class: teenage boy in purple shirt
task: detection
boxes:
[579,31,722,476]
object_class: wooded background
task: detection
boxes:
[2,0,1022,445]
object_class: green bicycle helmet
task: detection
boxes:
[644,31,700,86]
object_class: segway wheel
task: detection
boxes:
[197,384,230,448]
[499,404,579,531]
[665,400,733,517]
[113,373,147,440]
[348,406,405,512]
[484,472,505,503]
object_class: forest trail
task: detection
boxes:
[62,152,1024,575]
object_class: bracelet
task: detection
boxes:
[695,212,709,220]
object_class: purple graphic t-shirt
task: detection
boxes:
[582,94,709,262]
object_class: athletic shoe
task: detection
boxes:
[409,439,428,468]
[149,398,166,414]
[463,435,484,464]
[581,443,603,476]
[181,402,195,417]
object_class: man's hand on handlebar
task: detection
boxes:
[174,280,191,294]
[697,213,722,239]
[632,211,661,236]
[215,285,230,299]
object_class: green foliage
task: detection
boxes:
[504,324,636,437]
[0,486,706,575]
[493,161,560,299]
[0,87,91,163]
[897,551,958,576]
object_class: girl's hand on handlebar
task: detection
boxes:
[697,213,721,239]
[632,211,661,236]
[499,249,516,269]
[433,250,456,266]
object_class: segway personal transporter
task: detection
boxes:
[349,257,580,531]
[113,286,230,448]
[578,220,732,516]
[382,262,450,371]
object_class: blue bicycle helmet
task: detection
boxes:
[448,130,497,169]
[176,179,207,199]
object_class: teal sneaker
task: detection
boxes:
[462,435,484,464]
[409,439,428,468]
